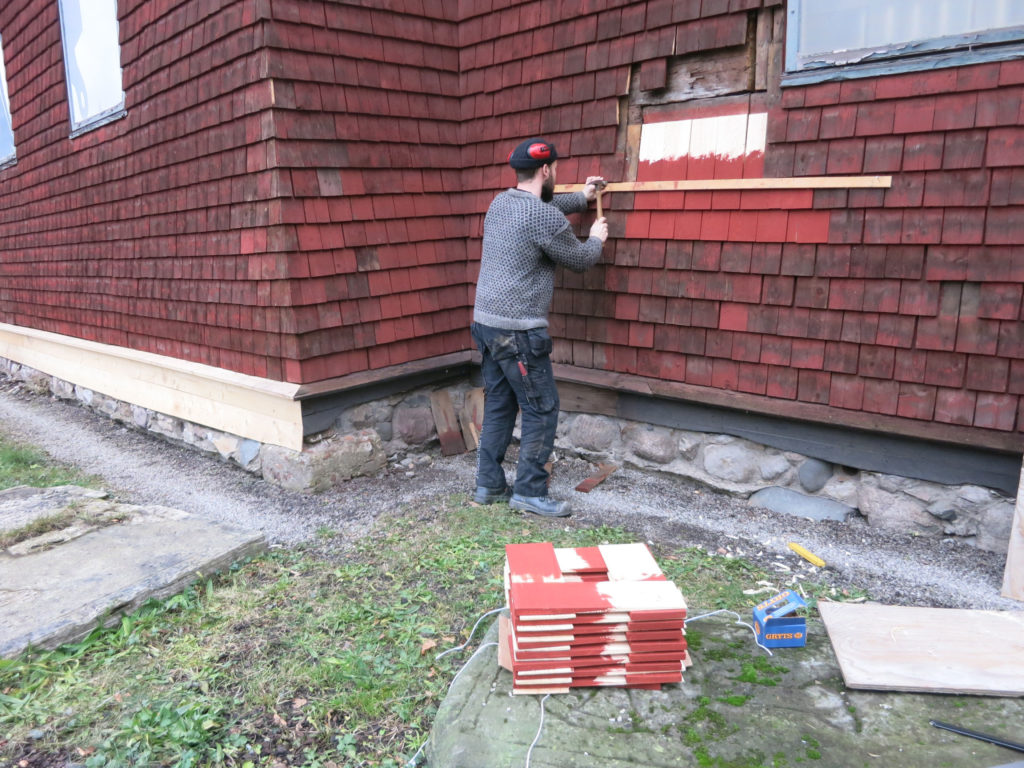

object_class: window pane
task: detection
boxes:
[799,0,1024,58]
[58,0,124,130]
[0,35,13,162]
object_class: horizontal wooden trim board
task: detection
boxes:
[552,363,1021,455]
[0,322,305,451]
[555,176,892,193]
[295,350,474,400]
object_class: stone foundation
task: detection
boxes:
[557,412,1016,555]
[1,357,1015,554]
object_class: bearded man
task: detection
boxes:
[470,137,608,517]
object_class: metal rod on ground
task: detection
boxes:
[929,720,1024,753]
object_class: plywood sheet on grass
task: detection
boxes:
[1002,458,1024,601]
[818,601,1024,696]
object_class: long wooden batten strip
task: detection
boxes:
[555,175,892,193]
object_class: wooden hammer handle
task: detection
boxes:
[596,187,603,218]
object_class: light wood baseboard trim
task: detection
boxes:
[0,322,304,451]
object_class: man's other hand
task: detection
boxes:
[583,176,607,202]
[590,217,609,243]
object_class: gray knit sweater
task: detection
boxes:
[473,189,603,331]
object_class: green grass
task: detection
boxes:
[0,433,97,491]
[0,511,77,548]
[0,477,858,768]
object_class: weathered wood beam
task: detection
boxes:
[552,363,1022,456]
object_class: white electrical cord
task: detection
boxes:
[435,605,507,660]
[406,605,507,767]
[684,609,774,656]
[524,693,551,768]
[514,609,773,767]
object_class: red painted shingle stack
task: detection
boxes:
[499,542,690,694]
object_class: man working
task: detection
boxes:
[471,137,609,517]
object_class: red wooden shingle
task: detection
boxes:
[974,392,1017,431]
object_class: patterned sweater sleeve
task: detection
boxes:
[542,221,603,273]
[540,191,601,272]
[550,191,589,215]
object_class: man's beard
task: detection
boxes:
[540,174,554,202]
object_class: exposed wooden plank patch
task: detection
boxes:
[818,601,1024,696]
[629,47,752,107]
[1003,459,1024,601]
[429,390,466,456]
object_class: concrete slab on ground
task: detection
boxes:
[427,616,1024,768]
[0,486,266,658]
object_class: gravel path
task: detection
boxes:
[0,381,1017,611]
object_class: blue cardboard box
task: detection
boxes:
[752,590,807,648]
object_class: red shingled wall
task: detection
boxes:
[0,0,468,384]
[761,67,1024,435]
[261,0,467,382]
[0,0,281,376]
[0,0,1021,444]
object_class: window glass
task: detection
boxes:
[0,34,14,163]
[790,0,1024,71]
[58,0,125,132]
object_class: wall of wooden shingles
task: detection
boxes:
[0,0,1021,445]
[259,0,466,382]
[758,67,1024,439]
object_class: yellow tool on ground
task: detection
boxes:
[788,542,826,568]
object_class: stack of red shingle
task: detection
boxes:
[498,541,690,694]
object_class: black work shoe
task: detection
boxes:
[473,485,512,504]
[509,493,571,518]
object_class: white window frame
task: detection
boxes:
[57,0,126,136]
[0,33,15,167]
[785,0,1024,85]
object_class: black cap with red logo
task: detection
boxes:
[507,137,559,169]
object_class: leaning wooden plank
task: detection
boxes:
[1002,458,1024,601]
[429,390,466,456]
[817,601,1024,696]
[458,387,484,451]
[458,412,479,451]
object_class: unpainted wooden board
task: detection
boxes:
[429,390,466,456]
[754,8,773,92]
[555,176,892,193]
[1002,458,1024,601]
[817,601,1024,696]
